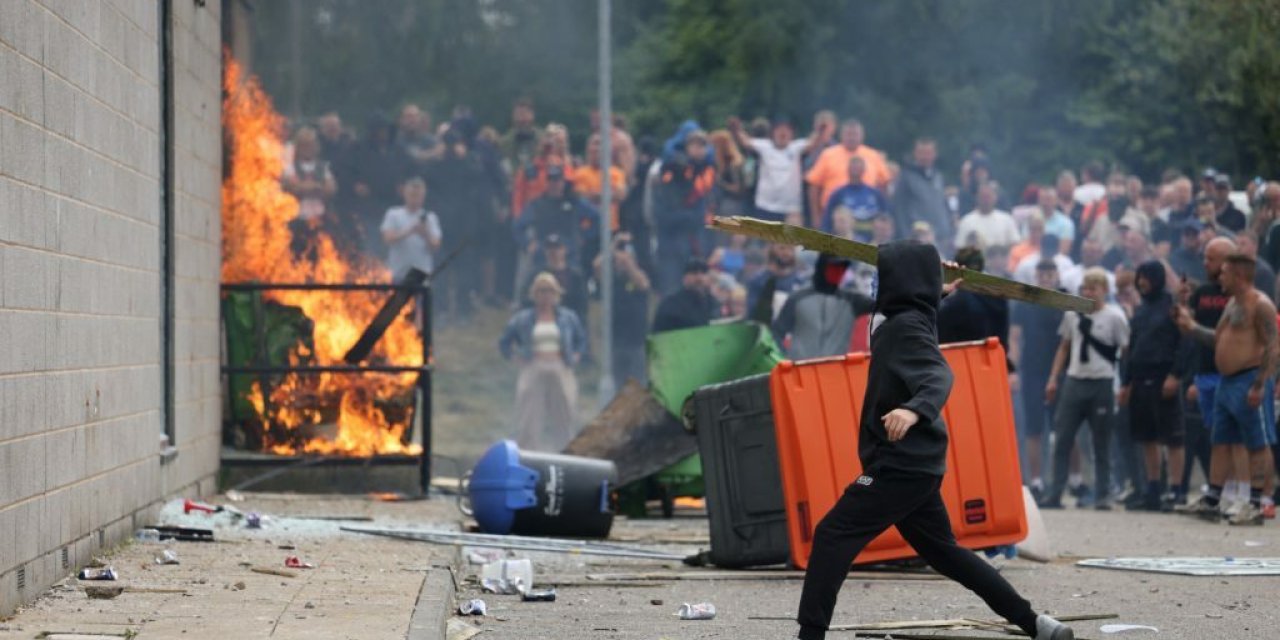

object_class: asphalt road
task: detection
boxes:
[450,509,1280,640]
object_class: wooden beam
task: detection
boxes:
[709,216,1095,314]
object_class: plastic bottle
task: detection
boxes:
[134,528,162,543]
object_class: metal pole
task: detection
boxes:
[418,285,433,495]
[596,0,615,407]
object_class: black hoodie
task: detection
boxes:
[860,241,954,477]
[1121,260,1185,384]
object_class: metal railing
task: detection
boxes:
[219,275,433,493]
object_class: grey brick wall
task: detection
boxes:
[0,0,222,614]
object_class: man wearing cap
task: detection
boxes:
[1213,174,1246,233]
[1169,218,1209,284]
[652,258,717,333]
[513,163,600,271]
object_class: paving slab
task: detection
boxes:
[0,493,464,640]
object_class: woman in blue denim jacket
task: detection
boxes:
[498,273,587,450]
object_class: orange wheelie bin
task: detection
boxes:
[770,338,1026,569]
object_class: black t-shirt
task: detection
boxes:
[1217,204,1246,233]
[1189,282,1229,374]
[612,271,651,346]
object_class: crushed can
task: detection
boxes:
[676,602,716,620]
[521,589,557,602]
[458,599,487,616]
[78,567,119,581]
[155,550,180,565]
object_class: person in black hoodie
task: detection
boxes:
[1120,260,1188,511]
[795,241,1074,640]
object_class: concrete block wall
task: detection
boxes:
[0,0,222,614]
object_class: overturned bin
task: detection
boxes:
[469,440,617,538]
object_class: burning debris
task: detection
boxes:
[221,57,423,456]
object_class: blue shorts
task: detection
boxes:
[1211,368,1278,450]
[1195,373,1220,428]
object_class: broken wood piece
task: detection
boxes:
[123,587,189,594]
[709,216,1095,313]
[251,566,298,578]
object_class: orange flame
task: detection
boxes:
[222,55,422,456]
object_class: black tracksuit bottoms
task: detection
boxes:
[797,471,1038,640]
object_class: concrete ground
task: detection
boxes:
[5,493,1280,639]
[449,509,1280,640]
[0,493,461,640]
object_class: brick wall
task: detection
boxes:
[0,0,222,614]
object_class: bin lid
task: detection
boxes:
[469,440,540,534]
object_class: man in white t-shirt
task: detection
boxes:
[732,117,811,222]
[1040,268,1129,510]
[381,176,443,280]
[955,183,1021,250]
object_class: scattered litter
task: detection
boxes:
[458,599,488,616]
[304,602,315,609]
[676,603,716,620]
[183,499,227,515]
[1244,540,1266,547]
[521,589,557,602]
[1101,624,1159,633]
[77,567,118,581]
[651,599,664,606]
[284,556,315,569]
[370,492,410,502]
[251,566,298,578]
[246,513,263,529]
[1077,557,1280,576]
[134,528,162,543]
[278,544,296,550]
[446,618,487,640]
[225,490,245,502]
[467,550,503,565]
[481,558,533,594]
[154,550,180,565]
[152,525,215,543]
[84,585,125,600]
[231,581,246,591]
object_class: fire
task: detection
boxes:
[222,55,422,456]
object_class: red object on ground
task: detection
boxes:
[285,556,315,569]
[183,499,221,515]
[770,337,1028,569]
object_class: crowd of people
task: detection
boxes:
[281,100,1280,522]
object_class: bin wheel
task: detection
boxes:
[680,396,697,433]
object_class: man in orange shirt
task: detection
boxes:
[572,133,628,230]
[805,119,890,228]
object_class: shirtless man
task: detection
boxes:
[1175,253,1279,525]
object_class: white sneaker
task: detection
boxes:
[1035,614,1075,640]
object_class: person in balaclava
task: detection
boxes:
[773,253,873,359]
[1119,260,1188,511]
[795,240,1075,640]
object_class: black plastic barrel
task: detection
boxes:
[469,440,617,538]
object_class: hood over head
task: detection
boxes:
[875,240,942,319]
[1136,259,1167,301]
[813,253,851,294]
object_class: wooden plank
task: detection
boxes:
[709,216,1095,314]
